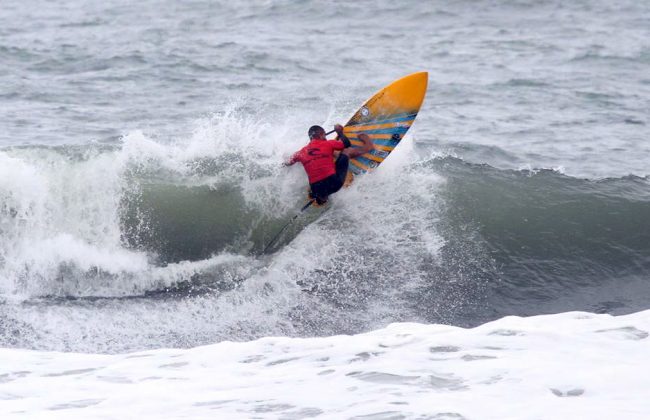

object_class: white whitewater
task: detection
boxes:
[1,311,648,419]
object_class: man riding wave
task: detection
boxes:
[284,124,373,205]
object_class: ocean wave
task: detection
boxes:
[1,107,649,351]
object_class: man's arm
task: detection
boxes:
[283,153,298,166]
[334,124,351,148]
[342,132,373,159]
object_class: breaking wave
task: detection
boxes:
[0,107,649,352]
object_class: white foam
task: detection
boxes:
[0,107,307,299]
[1,310,648,419]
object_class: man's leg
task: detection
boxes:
[310,173,345,205]
[334,154,349,185]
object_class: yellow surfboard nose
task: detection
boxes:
[376,71,429,117]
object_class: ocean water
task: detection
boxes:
[1,0,649,418]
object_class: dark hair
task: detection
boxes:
[308,125,325,139]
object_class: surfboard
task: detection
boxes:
[341,72,428,180]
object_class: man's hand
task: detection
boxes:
[334,124,351,148]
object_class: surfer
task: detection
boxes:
[284,124,373,205]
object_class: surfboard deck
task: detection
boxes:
[341,72,428,181]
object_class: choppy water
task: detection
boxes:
[1,0,649,353]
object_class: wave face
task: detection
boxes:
[430,157,650,318]
[1,107,649,352]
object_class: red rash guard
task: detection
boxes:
[288,139,345,184]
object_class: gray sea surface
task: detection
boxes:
[2,0,648,177]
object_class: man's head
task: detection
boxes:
[308,125,326,140]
